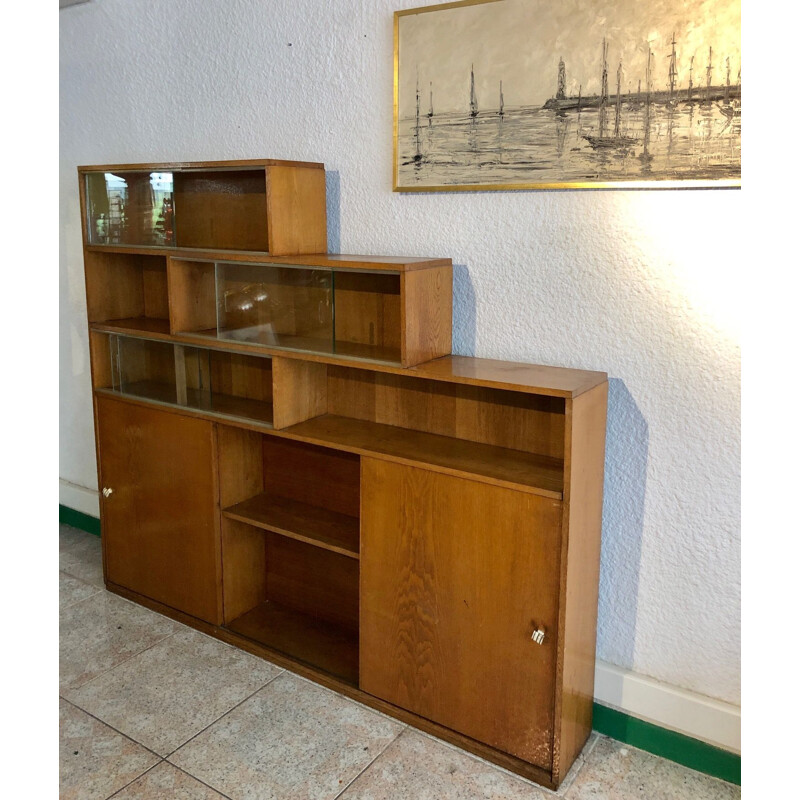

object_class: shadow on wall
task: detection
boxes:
[325,171,340,253]
[597,378,648,671]
[452,264,476,356]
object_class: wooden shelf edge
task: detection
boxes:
[222,493,359,560]
[78,158,325,172]
[93,388,274,430]
[103,581,558,790]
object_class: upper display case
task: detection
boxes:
[79,159,328,255]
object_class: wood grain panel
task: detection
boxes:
[89,331,113,389]
[266,533,359,631]
[221,518,267,623]
[327,367,565,458]
[334,272,401,358]
[210,351,273,403]
[262,436,360,518]
[96,396,222,623]
[360,458,562,768]
[272,356,327,429]
[266,164,327,255]
[168,258,217,333]
[401,265,452,366]
[552,381,608,784]
[174,170,269,251]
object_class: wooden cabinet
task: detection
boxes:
[80,159,607,790]
[96,396,222,624]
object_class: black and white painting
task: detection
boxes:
[394,0,741,190]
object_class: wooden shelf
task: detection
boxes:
[98,382,274,427]
[280,415,564,498]
[223,492,359,559]
[189,329,401,365]
[226,600,358,685]
[93,317,172,339]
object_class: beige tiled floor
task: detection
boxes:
[59,524,740,800]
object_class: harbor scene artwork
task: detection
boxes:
[394,0,741,190]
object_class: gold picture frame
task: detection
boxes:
[393,0,741,191]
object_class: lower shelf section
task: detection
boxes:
[226,600,359,685]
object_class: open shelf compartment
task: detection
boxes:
[218,430,360,683]
[84,251,170,334]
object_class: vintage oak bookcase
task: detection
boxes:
[78,159,608,789]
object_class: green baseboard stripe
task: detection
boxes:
[59,504,101,537]
[592,702,740,785]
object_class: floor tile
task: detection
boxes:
[170,672,403,800]
[59,698,159,800]
[60,590,180,692]
[59,526,104,587]
[109,761,228,799]
[339,729,550,800]
[64,627,282,756]
[60,571,102,608]
[563,736,741,800]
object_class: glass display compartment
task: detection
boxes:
[103,334,273,426]
[86,171,175,247]
[85,168,270,251]
[216,262,335,354]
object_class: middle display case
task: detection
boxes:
[166,255,453,367]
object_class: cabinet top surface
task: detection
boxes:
[83,246,451,272]
[77,158,325,172]
[406,355,607,398]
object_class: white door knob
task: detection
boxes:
[102,487,113,498]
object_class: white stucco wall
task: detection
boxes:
[59,0,740,708]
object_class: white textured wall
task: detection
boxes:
[60,0,740,706]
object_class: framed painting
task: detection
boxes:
[393,0,741,191]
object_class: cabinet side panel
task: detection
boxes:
[266,165,328,255]
[272,356,327,429]
[553,382,608,783]
[401,266,452,367]
[361,458,561,769]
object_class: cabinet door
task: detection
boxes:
[360,458,562,769]
[96,396,222,624]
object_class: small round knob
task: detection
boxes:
[102,487,113,498]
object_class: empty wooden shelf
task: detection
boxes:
[81,157,607,790]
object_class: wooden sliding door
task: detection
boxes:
[360,458,562,768]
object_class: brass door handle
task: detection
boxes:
[102,487,113,498]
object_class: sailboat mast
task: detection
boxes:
[688,55,694,102]
[469,64,478,117]
[499,80,504,116]
[614,60,622,137]
[669,32,677,100]
[725,57,730,102]
[415,72,421,157]
[706,46,713,103]
[601,39,609,104]
[428,82,433,122]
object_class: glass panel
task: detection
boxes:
[86,171,175,247]
[111,335,178,404]
[216,262,334,354]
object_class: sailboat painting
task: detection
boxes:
[394,0,741,190]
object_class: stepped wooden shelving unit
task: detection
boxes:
[80,159,608,790]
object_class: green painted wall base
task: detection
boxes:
[592,703,740,785]
[56,504,740,785]
[59,504,101,537]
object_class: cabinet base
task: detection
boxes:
[105,580,561,789]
